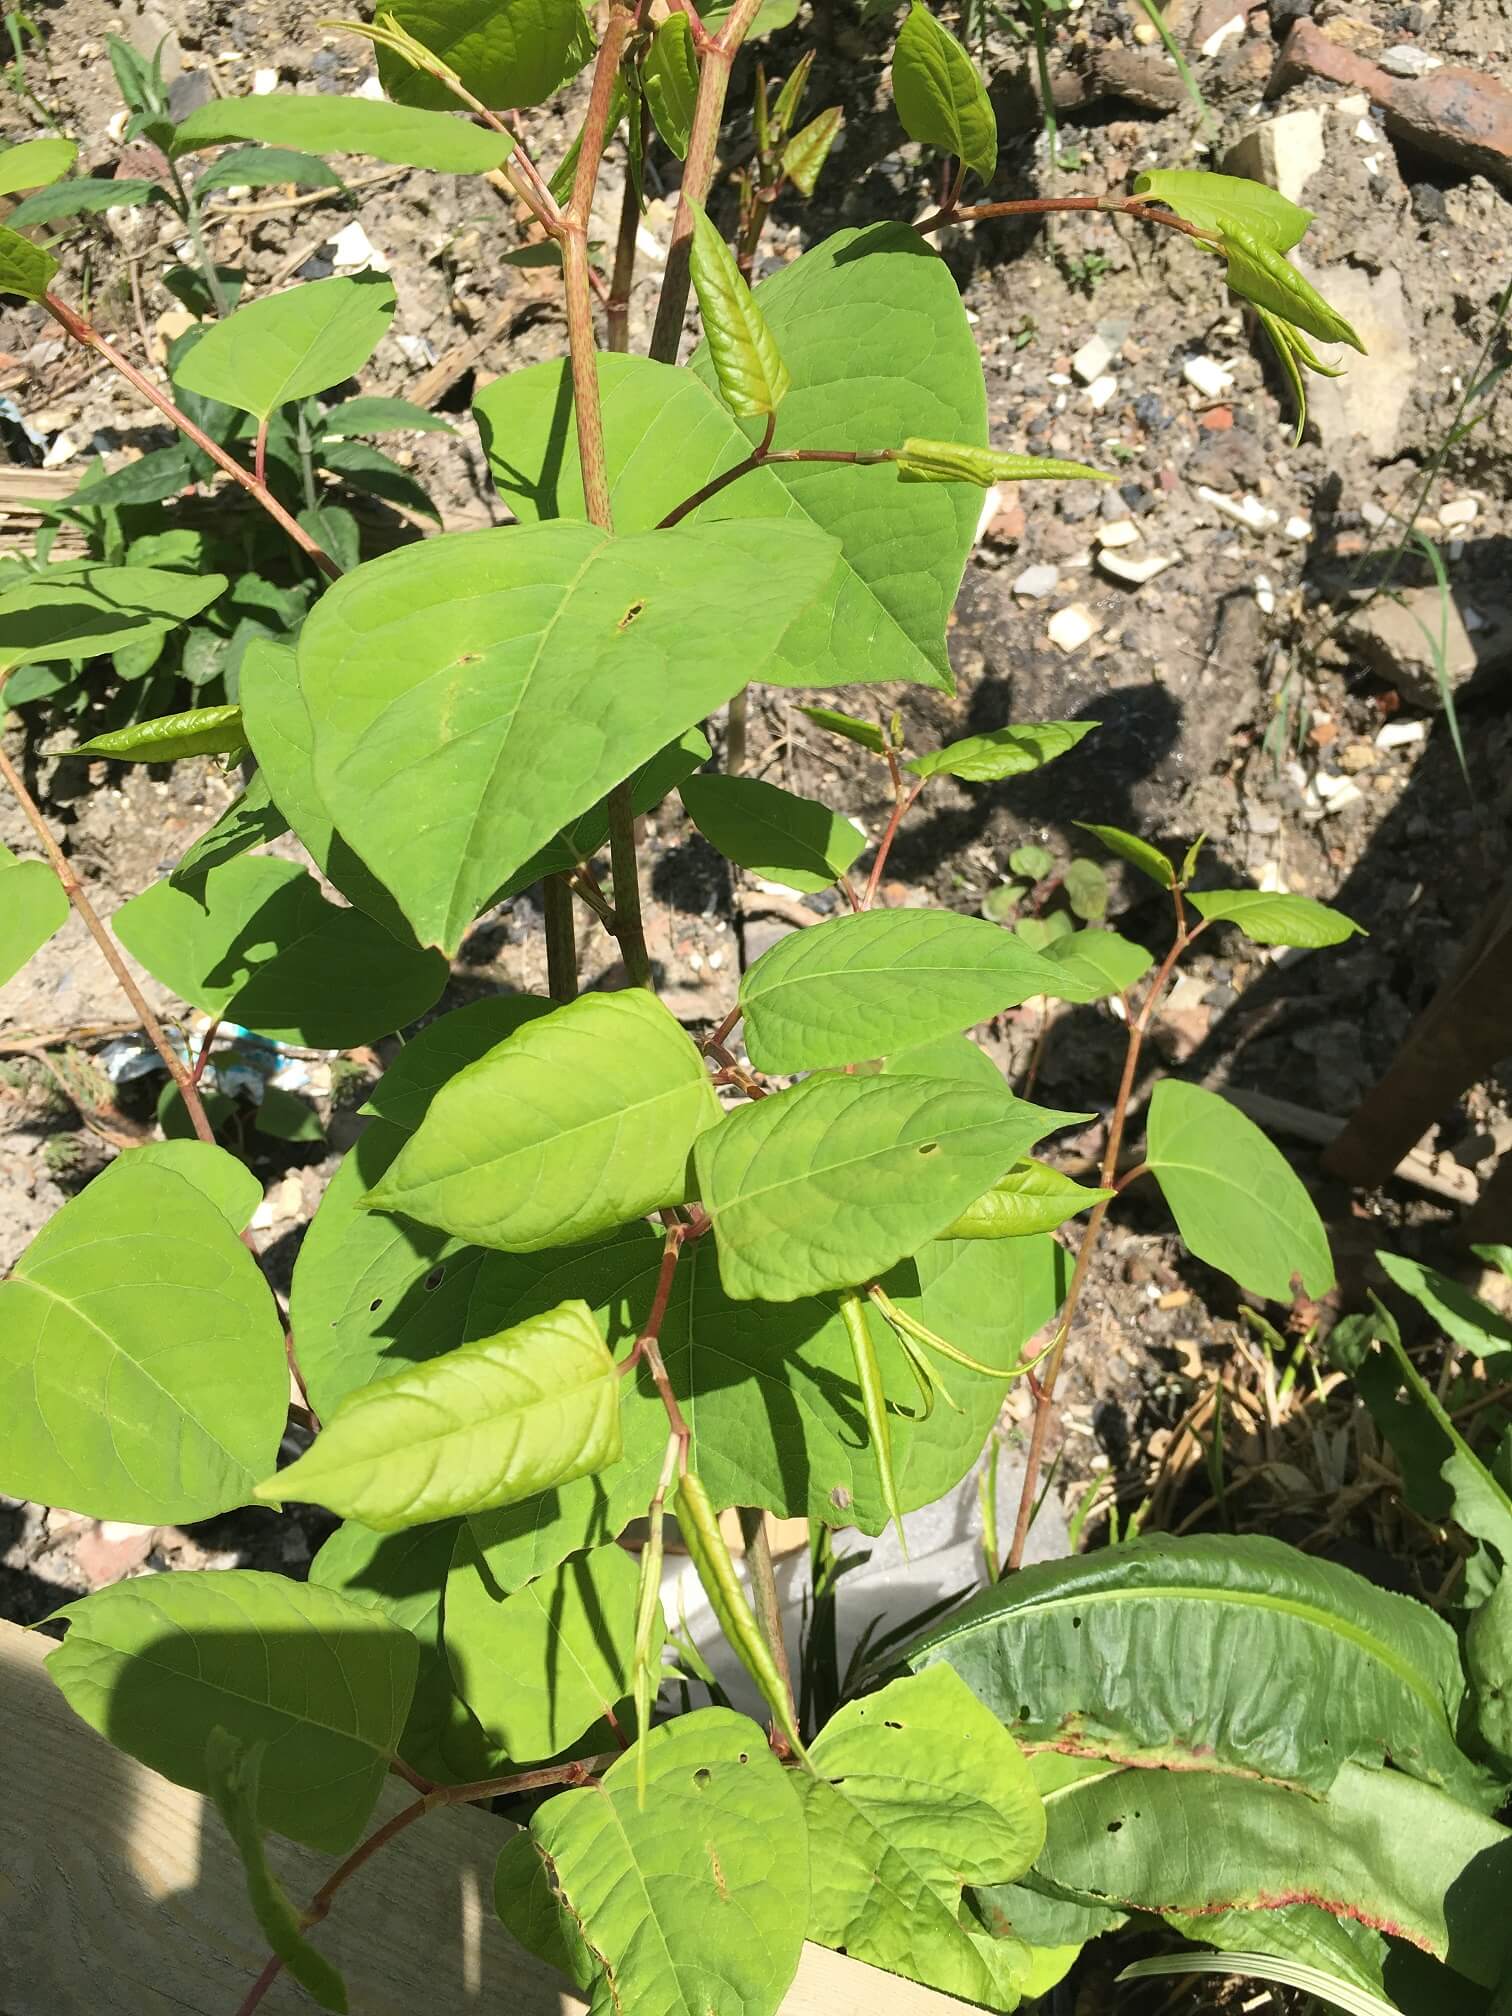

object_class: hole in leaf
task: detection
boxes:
[1071,1615,1082,1629]
[693,1767,712,1788]
[917,1142,940,1156]
[1106,1820,1122,1834]
[883,1720,902,1730]
[737,1751,749,1764]
[369,1298,383,1312]
[455,651,482,665]
[423,1266,445,1291]
[830,1485,851,1510]
[617,598,646,631]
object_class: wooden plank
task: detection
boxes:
[0,1620,973,2016]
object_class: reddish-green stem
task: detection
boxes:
[657,439,892,531]
[738,1506,797,1728]
[544,875,579,1002]
[43,292,341,582]
[916,193,1222,243]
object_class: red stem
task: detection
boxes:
[863,779,925,910]
[916,193,1222,243]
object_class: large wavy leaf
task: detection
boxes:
[907,1533,1492,1808]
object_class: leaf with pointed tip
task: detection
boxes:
[114,854,446,1048]
[1133,168,1310,252]
[1073,820,1175,889]
[47,1571,417,1851]
[796,703,887,753]
[1147,1080,1334,1301]
[782,105,843,197]
[477,225,986,695]
[192,145,344,195]
[1038,927,1153,1002]
[907,720,1096,782]
[697,1070,1081,1302]
[205,1731,348,2011]
[801,1665,1043,2003]
[123,1138,264,1233]
[0,840,68,989]
[298,518,839,953]
[942,1159,1113,1238]
[1189,888,1364,949]
[321,394,455,438]
[367,990,721,1251]
[170,777,288,900]
[0,222,56,299]
[680,772,864,892]
[1221,224,1363,352]
[172,92,516,171]
[362,995,553,1132]
[0,1154,286,1523]
[446,1536,654,1757]
[173,274,396,423]
[374,0,594,111]
[261,1300,621,1530]
[688,199,791,419]
[0,562,227,674]
[7,177,163,227]
[70,702,245,762]
[512,1709,808,2016]
[740,907,1058,1073]
[0,136,77,195]
[643,12,699,157]
[896,439,1108,487]
[892,0,997,184]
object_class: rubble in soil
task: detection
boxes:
[3,0,1511,1610]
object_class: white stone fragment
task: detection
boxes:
[1047,604,1100,652]
[1363,153,1383,176]
[1085,373,1119,411]
[1380,44,1442,77]
[1361,500,1388,530]
[253,66,278,94]
[1200,9,1245,57]
[1197,486,1280,533]
[1438,496,1478,528]
[353,72,386,99]
[1098,549,1175,585]
[1012,563,1060,600]
[1376,718,1428,750]
[1284,515,1313,540]
[1355,116,1380,143]
[41,431,78,468]
[1096,517,1140,549]
[1071,332,1114,383]
[975,485,1003,544]
[328,220,388,273]
[1183,355,1235,399]
[1255,572,1276,615]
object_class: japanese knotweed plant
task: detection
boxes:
[7,10,1501,2016]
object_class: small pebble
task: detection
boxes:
[1438,497,1478,528]
[1012,562,1060,600]
[1098,549,1176,586]
[1196,486,1279,533]
[1097,518,1140,549]
[1183,355,1235,399]
[1380,43,1441,76]
[1376,718,1428,750]
[1085,374,1118,411]
[1047,604,1100,653]
[1283,515,1312,540]
[1071,333,1114,383]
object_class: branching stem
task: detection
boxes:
[658,439,892,531]
[915,193,1222,244]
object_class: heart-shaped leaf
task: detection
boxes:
[173,273,396,422]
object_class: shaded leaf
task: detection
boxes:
[321,394,455,437]
[907,719,1096,782]
[1039,926,1152,1002]
[170,772,290,899]
[321,437,440,521]
[1189,887,1365,949]
[1073,819,1175,888]
[643,13,699,158]
[1378,1251,1512,1356]
[0,562,226,673]
[680,772,863,891]
[193,145,344,195]
[6,179,163,228]
[796,702,886,753]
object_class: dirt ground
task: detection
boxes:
[2,0,1510,1633]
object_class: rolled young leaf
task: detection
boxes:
[679,771,864,891]
[895,438,1109,487]
[643,12,699,158]
[1220,224,1364,353]
[891,0,997,186]
[1073,819,1176,889]
[942,1159,1114,1238]
[782,106,843,197]
[795,703,887,754]
[686,199,792,420]
[258,1300,622,1530]
[69,703,246,763]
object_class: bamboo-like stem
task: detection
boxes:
[605,116,644,355]
[1004,894,1204,1573]
[0,739,218,1146]
[543,875,579,1002]
[43,292,341,581]
[648,0,764,362]
[737,1506,797,1726]
[561,228,615,530]
[915,192,1222,244]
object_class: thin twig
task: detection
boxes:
[915,192,1222,243]
[544,875,579,1002]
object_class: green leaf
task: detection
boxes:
[739,906,1058,1074]
[1029,1759,1512,1987]
[892,0,997,184]
[1147,1080,1334,1301]
[941,1159,1113,1238]
[70,703,245,762]
[173,273,397,424]
[205,1731,348,2012]
[796,702,887,754]
[320,437,440,521]
[895,438,1108,487]
[801,1665,1043,2003]
[909,1532,1490,1805]
[782,106,843,197]
[237,637,417,944]
[446,1534,654,1756]
[170,772,290,898]
[192,145,345,195]
[172,92,516,172]
[113,854,447,1048]
[1189,888,1365,949]
[361,994,553,1133]
[1467,1571,1512,1765]
[124,1136,265,1232]
[514,1708,809,2016]
[1221,224,1364,352]
[643,12,699,158]
[687,199,791,420]
[0,840,68,989]
[47,1571,417,1853]
[494,1831,597,1987]
[1073,819,1176,889]
[703,0,799,32]
[0,562,227,674]
[680,772,864,891]
[1133,168,1311,251]
[261,1300,621,1530]
[297,518,839,953]
[0,136,77,195]
[0,1153,286,1523]
[908,720,1096,783]
[310,1519,505,1786]
[366,990,721,1250]
[1039,926,1153,1002]
[1009,843,1052,880]
[321,394,455,437]
[1377,1251,1512,1356]
[375,0,594,111]
[696,1070,1080,1301]
[6,179,163,228]
[1063,856,1107,923]
[479,224,986,695]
